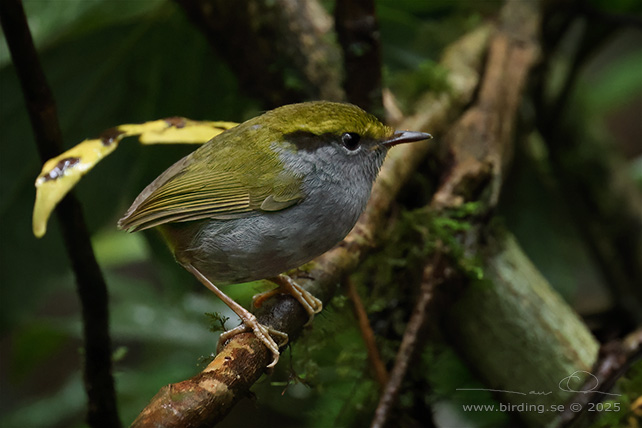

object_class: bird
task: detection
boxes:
[118,101,431,367]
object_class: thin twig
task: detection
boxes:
[557,328,642,428]
[344,277,389,388]
[370,255,444,428]
[0,2,120,427]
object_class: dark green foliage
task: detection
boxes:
[205,312,230,333]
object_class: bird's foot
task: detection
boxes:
[217,317,289,368]
[254,274,323,326]
[181,262,288,368]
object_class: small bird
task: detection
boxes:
[118,101,431,367]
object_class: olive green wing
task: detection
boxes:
[118,142,304,232]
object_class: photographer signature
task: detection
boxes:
[456,370,621,397]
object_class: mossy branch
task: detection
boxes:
[373,1,599,427]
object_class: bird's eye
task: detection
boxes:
[341,132,361,151]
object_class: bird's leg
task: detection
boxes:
[182,263,288,368]
[253,274,323,326]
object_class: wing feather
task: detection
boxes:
[118,123,304,232]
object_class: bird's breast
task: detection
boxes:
[167,178,369,285]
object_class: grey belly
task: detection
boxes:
[172,203,358,285]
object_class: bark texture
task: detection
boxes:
[175,0,345,108]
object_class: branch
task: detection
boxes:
[370,1,597,427]
[371,253,448,428]
[335,0,383,116]
[345,277,388,388]
[0,1,120,427]
[132,24,492,427]
[432,0,541,213]
[557,328,642,428]
[174,0,345,107]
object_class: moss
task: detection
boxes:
[590,362,642,428]
[205,311,230,333]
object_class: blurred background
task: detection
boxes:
[0,0,640,427]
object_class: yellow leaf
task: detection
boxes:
[33,118,238,238]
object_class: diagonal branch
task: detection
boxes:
[345,277,389,388]
[558,328,642,428]
[371,0,545,425]
[370,253,448,428]
[0,1,120,427]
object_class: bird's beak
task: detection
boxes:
[383,130,432,148]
